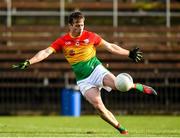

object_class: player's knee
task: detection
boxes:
[94,103,106,115]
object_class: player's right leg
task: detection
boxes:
[103,73,157,95]
[84,87,128,135]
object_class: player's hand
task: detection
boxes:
[12,60,30,69]
[128,47,143,62]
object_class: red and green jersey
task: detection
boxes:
[50,30,102,81]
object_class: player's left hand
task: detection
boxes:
[128,47,143,62]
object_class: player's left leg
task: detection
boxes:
[103,72,157,95]
[84,87,128,135]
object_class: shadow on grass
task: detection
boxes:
[0,130,115,137]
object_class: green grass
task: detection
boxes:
[0,115,180,137]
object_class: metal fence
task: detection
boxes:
[0,75,179,115]
[1,0,180,27]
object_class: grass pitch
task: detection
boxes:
[0,115,179,137]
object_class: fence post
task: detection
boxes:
[113,0,118,27]
[60,0,65,27]
[6,0,12,27]
[166,0,171,28]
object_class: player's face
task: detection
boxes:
[70,18,84,37]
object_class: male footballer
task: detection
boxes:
[13,11,157,135]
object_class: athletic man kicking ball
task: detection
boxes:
[13,11,157,135]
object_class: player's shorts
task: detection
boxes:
[77,64,112,96]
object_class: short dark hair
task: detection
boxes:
[68,11,85,25]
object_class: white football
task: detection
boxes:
[115,73,133,92]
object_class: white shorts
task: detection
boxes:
[77,64,112,96]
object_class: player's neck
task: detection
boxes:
[69,32,82,38]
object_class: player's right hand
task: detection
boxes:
[12,60,30,69]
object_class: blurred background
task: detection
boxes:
[0,0,180,116]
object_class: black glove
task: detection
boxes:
[12,60,30,69]
[128,47,143,62]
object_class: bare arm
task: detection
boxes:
[12,47,55,69]
[99,39,130,56]
[99,39,143,62]
[28,47,54,65]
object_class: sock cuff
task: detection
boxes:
[135,83,144,92]
[115,123,126,132]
